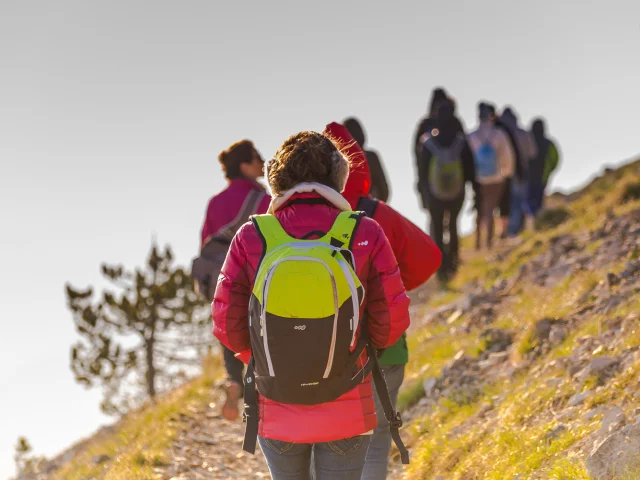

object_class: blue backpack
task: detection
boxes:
[474,133,498,178]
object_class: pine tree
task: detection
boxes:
[65,243,209,414]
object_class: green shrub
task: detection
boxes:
[536,207,571,230]
[621,182,640,204]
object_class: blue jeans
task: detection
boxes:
[361,364,405,480]
[508,181,528,236]
[259,435,371,480]
[527,181,546,217]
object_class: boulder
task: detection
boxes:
[599,407,626,436]
[586,423,640,479]
[568,390,592,407]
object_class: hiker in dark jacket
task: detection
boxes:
[413,88,465,166]
[528,118,560,216]
[418,100,476,280]
[343,117,390,203]
[199,139,270,422]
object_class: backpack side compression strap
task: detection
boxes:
[327,211,364,249]
[369,344,411,465]
[242,358,259,454]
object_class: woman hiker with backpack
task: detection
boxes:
[467,103,516,250]
[194,139,270,421]
[212,131,411,480]
[324,122,441,479]
[417,100,477,281]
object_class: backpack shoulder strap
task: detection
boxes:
[251,214,292,251]
[216,189,265,242]
[356,196,380,219]
[327,211,364,250]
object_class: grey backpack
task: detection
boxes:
[192,189,265,301]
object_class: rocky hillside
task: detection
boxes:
[15,159,640,480]
[392,159,640,480]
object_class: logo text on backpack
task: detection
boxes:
[301,382,319,387]
[294,325,307,331]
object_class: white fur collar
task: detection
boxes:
[268,182,352,214]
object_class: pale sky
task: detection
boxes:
[1,1,639,477]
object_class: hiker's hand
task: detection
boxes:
[235,350,251,365]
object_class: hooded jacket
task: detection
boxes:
[325,122,442,364]
[413,89,466,163]
[212,180,410,442]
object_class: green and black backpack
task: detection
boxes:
[242,210,409,464]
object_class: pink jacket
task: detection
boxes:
[212,188,410,443]
[200,179,270,247]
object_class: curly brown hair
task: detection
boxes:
[267,131,350,196]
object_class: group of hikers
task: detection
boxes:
[415,87,561,280]
[191,90,560,479]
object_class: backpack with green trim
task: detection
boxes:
[425,133,465,201]
[248,211,367,405]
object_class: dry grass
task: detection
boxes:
[53,354,220,480]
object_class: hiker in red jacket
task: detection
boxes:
[325,122,442,480]
[213,131,411,479]
[199,139,270,421]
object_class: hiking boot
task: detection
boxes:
[222,381,242,421]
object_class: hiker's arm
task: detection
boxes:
[379,202,442,291]
[417,143,431,209]
[462,140,476,185]
[499,131,516,179]
[200,196,216,248]
[365,223,410,349]
[413,119,426,162]
[212,225,252,354]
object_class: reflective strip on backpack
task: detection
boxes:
[336,257,362,347]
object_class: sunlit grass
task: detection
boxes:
[53,355,220,480]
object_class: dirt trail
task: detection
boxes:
[158,383,270,479]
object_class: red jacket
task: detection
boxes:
[212,190,410,443]
[200,178,270,247]
[324,122,442,290]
